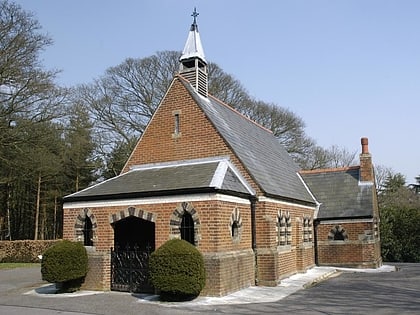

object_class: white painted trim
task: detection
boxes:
[318,218,374,224]
[226,161,256,196]
[258,196,316,210]
[210,160,228,188]
[63,193,251,209]
[359,181,374,187]
[296,172,321,218]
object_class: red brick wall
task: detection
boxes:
[202,249,254,296]
[64,197,254,294]
[81,249,111,291]
[122,78,261,195]
[254,200,316,285]
[316,221,382,268]
[64,199,252,251]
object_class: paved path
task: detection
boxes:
[0,264,419,314]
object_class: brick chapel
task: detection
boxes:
[62,11,382,296]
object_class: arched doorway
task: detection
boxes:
[111,215,155,293]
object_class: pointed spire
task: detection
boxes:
[180,7,206,64]
[179,8,208,97]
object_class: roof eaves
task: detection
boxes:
[316,214,374,221]
[64,187,218,203]
[263,192,318,208]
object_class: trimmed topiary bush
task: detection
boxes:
[149,239,206,301]
[41,240,88,293]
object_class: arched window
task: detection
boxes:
[169,202,200,246]
[328,225,348,241]
[83,217,93,246]
[75,208,97,245]
[180,212,195,245]
[230,208,242,242]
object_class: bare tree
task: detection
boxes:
[76,50,318,174]
[297,145,330,170]
[0,0,65,158]
[325,145,358,168]
[375,164,394,193]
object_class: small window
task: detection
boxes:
[174,113,180,134]
[172,110,182,138]
[303,216,312,243]
[231,221,239,238]
[180,212,195,245]
[83,217,93,246]
[334,230,345,241]
[278,216,286,246]
[277,210,292,246]
[230,208,242,242]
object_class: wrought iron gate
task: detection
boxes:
[111,246,153,293]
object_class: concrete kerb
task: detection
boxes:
[25,283,105,298]
[26,265,396,307]
[134,265,395,307]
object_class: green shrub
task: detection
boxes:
[149,239,206,301]
[41,240,88,293]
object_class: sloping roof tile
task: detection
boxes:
[64,158,253,202]
[300,167,374,219]
[180,78,315,204]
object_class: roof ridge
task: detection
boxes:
[300,165,360,174]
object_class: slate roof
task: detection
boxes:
[180,78,315,205]
[300,167,375,219]
[64,157,254,202]
[64,76,315,205]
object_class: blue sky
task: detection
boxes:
[14,0,420,183]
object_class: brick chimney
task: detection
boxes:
[359,137,374,182]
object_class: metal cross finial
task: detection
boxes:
[191,7,199,24]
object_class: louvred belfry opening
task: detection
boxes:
[179,8,208,97]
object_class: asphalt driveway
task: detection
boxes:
[0,263,419,314]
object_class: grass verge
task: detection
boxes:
[0,263,40,269]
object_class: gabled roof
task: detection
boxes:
[178,77,315,205]
[64,157,254,202]
[300,167,375,219]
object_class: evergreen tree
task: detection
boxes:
[63,103,99,193]
[379,173,420,262]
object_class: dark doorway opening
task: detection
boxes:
[113,216,155,251]
[111,216,155,293]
